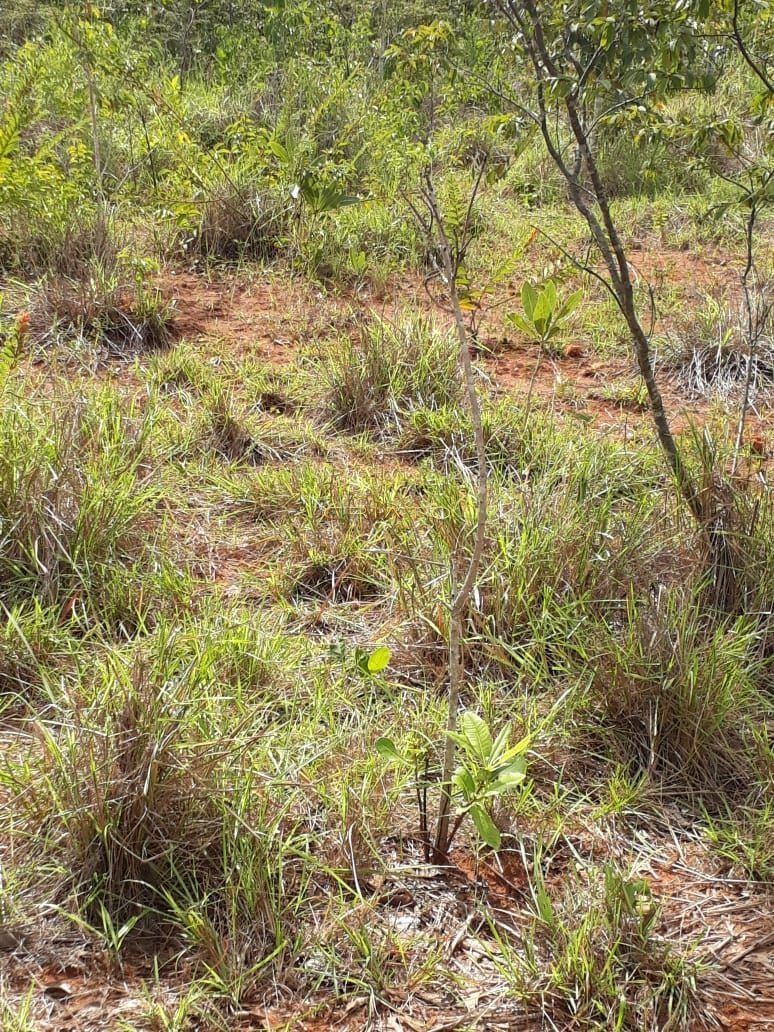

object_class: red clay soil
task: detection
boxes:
[158,251,772,455]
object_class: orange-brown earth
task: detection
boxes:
[155,243,771,454]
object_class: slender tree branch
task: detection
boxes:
[732,203,771,474]
[731,0,774,94]
[420,170,489,863]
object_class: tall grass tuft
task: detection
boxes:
[0,389,162,630]
[314,314,463,432]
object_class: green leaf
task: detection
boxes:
[458,711,493,762]
[367,647,391,674]
[490,725,510,762]
[269,137,290,164]
[492,756,527,789]
[499,734,532,762]
[470,804,501,848]
[375,737,406,764]
[349,249,367,275]
[568,410,596,424]
[452,766,476,800]
[532,289,555,329]
[557,289,583,320]
[447,730,468,750]
[532,315,550,337]
[521,281,538,319]
[533,879,555,926]
[506,313,537,338]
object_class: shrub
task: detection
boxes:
[187,176,291,263]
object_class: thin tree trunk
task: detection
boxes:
[422,174,488,862]
[731,206,764,475]
[512,0,703,525]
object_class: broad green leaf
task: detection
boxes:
[367,647,391,674]
[459,711,493,762]
[532,289,555,328]
[269,137,290,163]
[447,730,468,750]
[492,757,527,789]
[375,737,407,765]
[452,767,476,800]
[533,315,549,337]
[470,804,501,849]
[506,313,537,338]
[349,249,367,275]
[557,289,583,320]
[521,281,538,319]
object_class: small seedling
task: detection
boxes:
[377,710,530,853]
[330,643,392,677]
[507,280,582,355]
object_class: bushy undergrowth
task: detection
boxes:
[0,350,770,1027]
[184,175,292,263]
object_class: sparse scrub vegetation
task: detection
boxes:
[0,2,771,1029]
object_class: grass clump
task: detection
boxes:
[28,264,171,356]
[586,590,771,799]
[703,802,774,882]
[0,602,76,704]
[169,380,320,466]
[0,388,166,631]
[494,862,702,1030]
[186,176,291,264]
[227,462,411,603]
[10,656,316,1000]
[314,313,463,433]
[27,258,172,358]
[664,293,774,399]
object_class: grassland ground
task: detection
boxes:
[0,6,772,1023]
[1,220,772,1030]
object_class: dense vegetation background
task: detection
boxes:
[0,2,771,1029]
